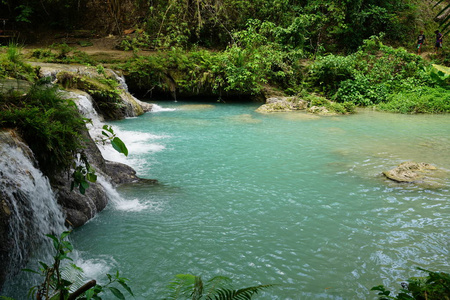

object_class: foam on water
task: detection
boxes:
[73,91,169,169]
[152,103,177,112]
[97,176,155,212]
[75,256,114,284]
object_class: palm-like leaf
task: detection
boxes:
[167,274,199,299]
[206,284,274,300]
[166,274,273,300]
[434,0,450,35]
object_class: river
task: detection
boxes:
[70,102,449,299]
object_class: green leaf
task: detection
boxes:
[61,231,71,239]
[86,173,97,183]
[111,137,128,156]
[85,289,95,300]
[39,261,49,270]
[81,180,90,190]
[22,268,40,274]
[117,280,134,296]
[108,287,125,300]
[79,185,86,195]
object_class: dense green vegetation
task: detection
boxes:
[0,0,432,51]
[23,232,133,300]
[0,78,86,174]
[0,1,449,298]
[2,0,449,114]
[372,268,450,300]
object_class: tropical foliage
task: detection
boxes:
[23,231,133,300]
[307,35,450,113]
[0,79,86,174]
[166,273,273,300]
[0,1,433,51]
[434,0,450,35]
[372,268,450,300]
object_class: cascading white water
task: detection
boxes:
[0,141,67,288]
[151,104,176,112]
[71,90,168,170]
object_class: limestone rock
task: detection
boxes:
[256,96,308,112]
[28,62,150,118]
[307,106,336,115]
[383,162,437,182]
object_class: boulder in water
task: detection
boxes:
[105,161,158,185]
[383,162,437,182]
[256,96,308,112]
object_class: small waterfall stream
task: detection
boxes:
[0,139,67,290]
[1,70,162,296]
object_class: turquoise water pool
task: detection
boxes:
[71,102,450,299]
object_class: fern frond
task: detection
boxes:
[206,284,274,300]
[166,274,199,300]
[204,276,232,297]
[60,263,85,292]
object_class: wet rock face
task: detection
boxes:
[0,196,12,290]
[54,179,108,228]
[105,161,158,185]
[50,128,109,228]
[383,162,437,182]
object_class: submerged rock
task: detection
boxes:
[383,162,438,183]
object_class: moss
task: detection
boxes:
[306,94,356,115]
[56,71,125,119]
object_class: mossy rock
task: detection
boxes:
[256,96,308,113]
[56,71,125,120]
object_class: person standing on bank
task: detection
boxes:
[417,30,426,54]
[435,30,443,53]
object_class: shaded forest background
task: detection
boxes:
[0,0,445,53]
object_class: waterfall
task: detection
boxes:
[67,91,105,142]
[0,138,67,291]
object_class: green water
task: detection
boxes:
[72,103,449,299]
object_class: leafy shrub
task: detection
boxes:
[24,231,133,300]
[377,87,450,114]
[335,76,390,106]
[31,48,56,60]
[306,94,355,114]
[307,35,450,112]
[122,45,293,98]
[308,54,356,94]
[372,268,450,300]
[0,44,37,81]
[0,81,86,174]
